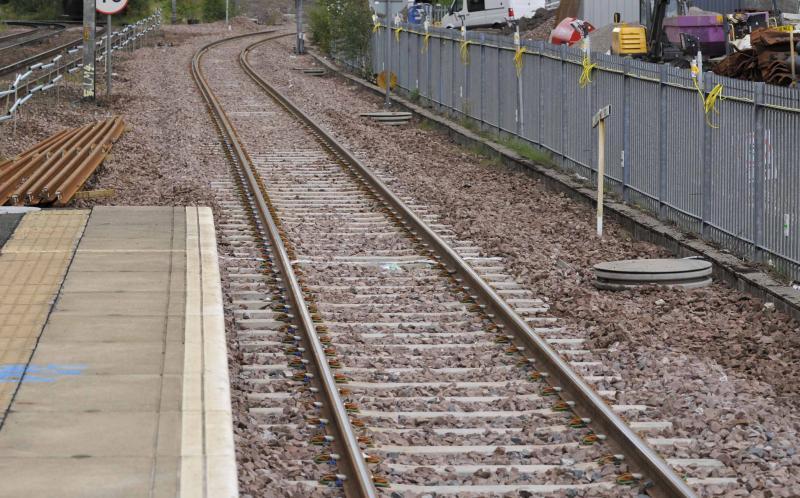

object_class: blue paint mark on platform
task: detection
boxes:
[0,364,86,383]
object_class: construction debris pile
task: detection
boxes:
[714,28,800,86]
[0,117,124,206]
[519,8,557,41]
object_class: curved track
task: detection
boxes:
[0,23,102,78]
[191,31,699,497]
[0,21,66,53]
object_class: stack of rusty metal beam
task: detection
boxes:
[0,117,124,206]
[714,29,800,86]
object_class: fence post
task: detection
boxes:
[588,48,595,177]
[386,24,392,106]
[497,46,502,133]
[753,82,766,263]
[516,43,524,139]
[480,33,485,130]
[559,44,567,168]
[408,28,414,91]
[418,29,422,91]
[438,36,443,111]
[658,64,668,219]
[463,33,469,117]
[701,73,713,236]
[451,36,457,115]
[538,43,544,147]
[622,58,632,203]
[427,30,432,105]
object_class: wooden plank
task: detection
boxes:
[73,188,115,200]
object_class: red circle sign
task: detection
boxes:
[96,0,128,15]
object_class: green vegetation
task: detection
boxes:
[492,135,554,166]
[0,0,232,24]
[455,117,554,166]
[155,0,237,23]
[308,0,373,63]
[0,0,62,19]
[199,0,230,21]
[418,119,438,132]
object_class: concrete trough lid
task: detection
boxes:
[360,111,413,125]
[594,258,712,290]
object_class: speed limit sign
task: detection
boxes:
[96,0,128,15]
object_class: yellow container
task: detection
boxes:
[612,24,648,56]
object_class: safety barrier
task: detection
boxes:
[0,11,161,124]
[361,24,800,281]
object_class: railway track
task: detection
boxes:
[192,31,709,497]
[0,21,66,54]
[0,24,102,78]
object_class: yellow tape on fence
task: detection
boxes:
[514,47,526,77]
[372,23,381,33]
[460,40,471,65]
[421,32,431,54]
[394,26,403,42]
[579,53,597,88]
[693,78,725,128]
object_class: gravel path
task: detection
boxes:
[243,35,800,497]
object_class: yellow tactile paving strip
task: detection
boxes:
[0,210,89,414]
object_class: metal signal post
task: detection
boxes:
[96,0,128,97]
[296,0,305,54]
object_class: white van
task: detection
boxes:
[440,0,545,29]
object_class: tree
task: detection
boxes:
[309,0,372,62]
[202,0,226,21]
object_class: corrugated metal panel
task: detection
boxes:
[691,0,799,13]
[691,0,746,13]
[580,0,640,26]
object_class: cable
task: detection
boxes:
[460,40,471,65]
[579,52,597,88]
[692,76,724,128]
[514,46,526,77]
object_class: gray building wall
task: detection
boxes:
[579,0,641,26]
[579,0,800,28]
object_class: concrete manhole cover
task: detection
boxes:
[359,111,412,125]
[593,258,712,290]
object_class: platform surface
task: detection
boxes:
[0,206,236,498]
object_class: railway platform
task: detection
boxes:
[0,206,236,498]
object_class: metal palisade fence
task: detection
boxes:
[364,24,800,281]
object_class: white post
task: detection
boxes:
[592,105,612,238]
[597,118,606,237]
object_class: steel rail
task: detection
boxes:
[190,31,378,498]
[0,22,66,53]
[240,36,699,498]
[0,26,104,77]
[0,27,37,46]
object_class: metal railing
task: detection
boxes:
[0,11,161,124]
[362,24,800,281]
